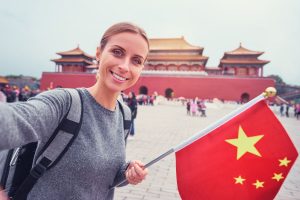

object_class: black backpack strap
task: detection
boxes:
[0,149,14,187]
[12,89,83,200]
[117,100,132,141]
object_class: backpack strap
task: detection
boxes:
[117,100,132,141]
[12,89,83,200]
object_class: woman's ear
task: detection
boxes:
[96,47,101,63]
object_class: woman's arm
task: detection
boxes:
[0,89,71,150]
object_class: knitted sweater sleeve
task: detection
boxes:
[0,89,70,150]
[113,161,130,187]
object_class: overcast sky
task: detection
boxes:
[0,0,299,85]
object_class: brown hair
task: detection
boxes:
[100,22,149,50]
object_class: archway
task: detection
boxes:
[139,86,148,95]
[241,93,250,103]
[165,88,174,99]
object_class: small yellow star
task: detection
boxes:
[272,173,284,182]
[225,125,264,160]
[234,175,246,184]
[279,157,291,167]
[253,180,264,189]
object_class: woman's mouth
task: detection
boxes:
[110,70,128,82]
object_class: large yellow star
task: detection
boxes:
[279,157,291,167]
[253,180,264,189]
[272,173,284,182]
[225,126,264,160]
[234,175,246,184]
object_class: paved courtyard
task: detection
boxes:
[115,102,300,200]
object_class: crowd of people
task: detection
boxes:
[122,93,156,106]
[279,103,300,120]
[186,98,207,117]
[0,85,40,103]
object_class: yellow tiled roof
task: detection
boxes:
[57,46,95,59]
[0,76,8,84]
[51,57,94,65]
[147,54,208,61]
[220,60,270,64]
[225,43,263,55]
[149,37,203,50]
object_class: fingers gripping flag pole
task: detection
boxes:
[112,88,296,199]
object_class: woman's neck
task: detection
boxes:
[86,83,119,111]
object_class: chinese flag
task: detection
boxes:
[176,100,298,200]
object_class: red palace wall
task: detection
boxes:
[40,72,275,101]
[128,76,275,101]
[40,72,97,89]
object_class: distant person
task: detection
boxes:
[190,99,198,116]
[0,22,149,200]
[3,85,16,103]
[12,86,20,101]
[285,103,290,117]
[18,86,31,101]
[296,104,300,120]
[149,95,155,106]
[199,100,207,117]
[280,104,284,116]
[186,99,191,115]
[127,91,138,139]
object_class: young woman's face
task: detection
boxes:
[97,32,148,94]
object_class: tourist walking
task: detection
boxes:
[127,91,138,139]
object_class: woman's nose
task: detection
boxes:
[118,58,130,72]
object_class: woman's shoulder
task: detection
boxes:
[36,88,70,99]
[29,88,73,107]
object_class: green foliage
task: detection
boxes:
[5,75,38,81]
[267,74,284,84]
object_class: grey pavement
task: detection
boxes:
[115,102,300,200]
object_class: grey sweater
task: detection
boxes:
[0,88,128,200]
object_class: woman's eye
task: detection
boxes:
[132,58,142,65]
[112,49,123,57]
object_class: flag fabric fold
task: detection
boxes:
[175,100,298,200]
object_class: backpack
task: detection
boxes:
[0,89,132,200]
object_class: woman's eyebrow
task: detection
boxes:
[134,54,145,62]
[112,45,126,52]
[112,45,145,60]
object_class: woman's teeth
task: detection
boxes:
[112,72,126,81]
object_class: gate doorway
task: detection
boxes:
[241,93,250,103]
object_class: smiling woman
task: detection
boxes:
[0,22,149,200]
[89,29,149,110]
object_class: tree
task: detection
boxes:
[267,75,285,84]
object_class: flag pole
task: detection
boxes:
[110,87,276,189]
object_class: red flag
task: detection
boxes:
[176,100,298,200]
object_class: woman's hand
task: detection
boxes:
[125,160,148,185]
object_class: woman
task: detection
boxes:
[127,92,138,138]
[0,22,149,200]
